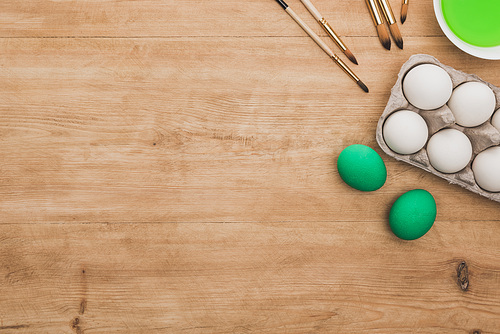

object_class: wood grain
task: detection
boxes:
[1,36,499,224]
[0,222,499,333]
[0,0,499,332]
[0,0,442,38]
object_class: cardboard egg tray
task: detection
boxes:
[376,54,500,203]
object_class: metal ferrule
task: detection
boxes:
[377,0,396,25]
[319,18,346,52]
[365,0,384,26]
[331,55,359,83]
[403,0,409,5]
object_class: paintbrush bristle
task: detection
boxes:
[357,80,369,93]
[376,24,391,50]
[344,49,358,65]
[401,3,408,24]
[389,23,404,49]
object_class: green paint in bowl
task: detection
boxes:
[442,0,500,47]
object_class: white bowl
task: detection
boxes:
[433,0,500,60]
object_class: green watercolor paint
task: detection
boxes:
[442,0,500,47]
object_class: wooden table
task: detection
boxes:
[1,0,499,332]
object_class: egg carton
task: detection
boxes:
[376,54,500,203]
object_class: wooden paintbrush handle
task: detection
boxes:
[299,0,322,21]
[275,0,288,9]
[299,0,348,53]
[284,7,333,57]
[278,3,366,90]
[284,7,361,85]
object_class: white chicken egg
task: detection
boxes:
[427,129,472,173]
[447,82,496,127]
[383,110,428,154]
[472,146,500,192]
[492,109,500,132]
[403,64,453,110]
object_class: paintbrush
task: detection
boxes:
[377,0,404,49]
[401,0,409,24]
[274,0,368,93]
[365,0,391,50]
[299,0,358,65]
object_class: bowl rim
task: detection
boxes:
[433,0,500,60]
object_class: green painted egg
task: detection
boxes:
[337,144,387,192]
[389,189,437,240]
